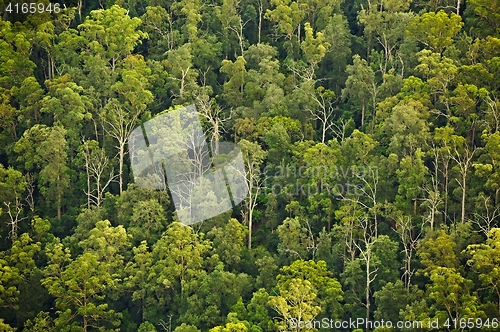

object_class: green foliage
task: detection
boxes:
[41,221,129,330]
[406,10,463,54]
[467,228,500,314]
[208,218,248,269]
[0,0,500,330]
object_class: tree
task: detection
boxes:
[268,278,321,330]
[344,218,378,332]
[374,280,421,324]
[209,322,248,332]
[179,265,252,330]
[42,220,129,331]
[435,126,476,224]
[237,139,267,249]
[101,55,153,194]
[78,5,146,72]
[277,217,314,262]
[474,132,500,205]
[406,10,463,54]
[417,229,460,277]
[42,243,122,331]
[390,211,421,290]
[0,233,40,311]
[164,44,199,104]
[264,0,304,41]
[300,22,331,74]
[207,218,247,270]
[467,228,500,316]
[128,199,168,246]
[172,0,203,43]
[40,75,91,143]
[427,267,483,328]
[467,0,500,37]
[415,50,458,123]
[0,165,26,240]
[337,135,381,238]
[243,43,286,117]
[395,149,429,214]
[277,260,344,319]
[36,126,70,220]
[300,141,340,231]
[14,125,70,220]
[305,86,337,143]
[342,55,376,128]
[220,56,247,108]
[382,101,430,158]
[77,139,117,208]
[246,288,275,331]
[216,0,247,56]
[140,6,172,56]
[124,241,153,322]
[358,0,414,77]
[147,222,212,318]
[23,311,55,331]
[196,93,230,155]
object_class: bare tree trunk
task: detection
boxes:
[365,246,371,332]
[25,173,36,213]
[461,172,466,224]
[248,207,253,249]
[57,173,62,220]
[85,152,91,209]
[119,142,125,194]
[257,0,263,44]
[354,219,378,332]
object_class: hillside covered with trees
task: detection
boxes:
[1,0,500,330]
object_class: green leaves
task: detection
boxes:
[42,221,130,330]
[427,267,483,324]
[14,124,69,219]
[300,22,330,66]
[0,20,35,88]
[207,218,247,269]
[0,164,25,207]
[467,228,500,315]
[149,222,212,303]
[41,75,91,138]
[221,56,247,108]
[78,5,147,68]
[342,55,375,127]
[277,260,344,318]
[268,278,321,330]
[265,0,304,40]
[406,10,463,54]
[468,0,500,37]
[0,233,40,309]
[1,1,500,330]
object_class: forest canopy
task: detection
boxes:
[0,0,500,331]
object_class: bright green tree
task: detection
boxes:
[406,10,463,54]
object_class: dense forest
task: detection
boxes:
[0,0,500,330]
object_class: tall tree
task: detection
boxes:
[342,55,376,128]
[42,220,129,331]
[237,139,267,249]
[101,55,153,194]
[435,126,476,224]
[14,125,70,220]
[406,10,463,54]
[467,228,500,316]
